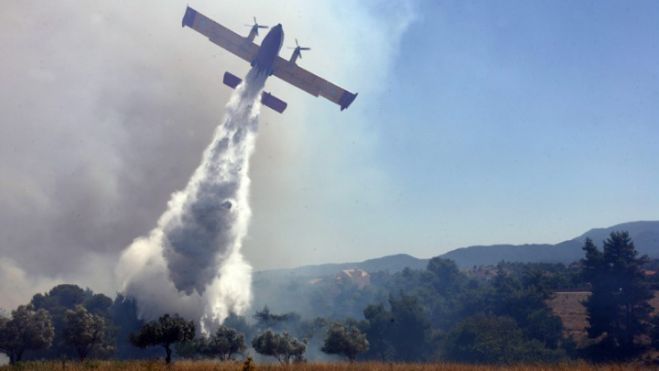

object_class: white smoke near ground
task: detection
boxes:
[116,68,267,333]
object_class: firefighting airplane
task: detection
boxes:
[182,7,358,113]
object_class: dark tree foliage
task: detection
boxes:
[31,285,87,310]
[650,315,659,351]
[29,284,113,360]
[495,262,585,290]
[63,305,113,361]
[253,306,301,332]
[109,295,157,359]
[481,267,565,349]
[360,303,395,360]
[442,314,565,364]
[321,322,368,362]
[361,293,432,361]
[84,294,114,317]
[0,305,54,364]
[387,293,433,361]
[130,313,195,364]
[197,325,246,360]
[251,306,325,343]
[172,338,199,360]
[427,258,465,296]
[365,258,569,362]
[385,259,475,332]
[251,330,306,364]
[581,232,653,360]
[223,313,255,342]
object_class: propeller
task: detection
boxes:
[244,17,268,36]
[288,39,311,59]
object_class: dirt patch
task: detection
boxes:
[549,290,659,343]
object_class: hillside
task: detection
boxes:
[256,253,428,278]
[255,221,659,276]
[251,254,428,317]
[249,221,659,316]
[441,221,659,267]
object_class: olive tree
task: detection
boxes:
[130,313,195,364]
[63,305,113,361]
[198,325,246,360]
[322,322,369,362]
[252,330,305,364]
[0,305,54,364]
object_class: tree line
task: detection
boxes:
[2,231,659,364]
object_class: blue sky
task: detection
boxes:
[341,0,659,258]
[211,0,659,268]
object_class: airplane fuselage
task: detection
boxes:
[181,6,357,112]
[251,24,283,75]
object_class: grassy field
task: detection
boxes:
[0,360,652,371]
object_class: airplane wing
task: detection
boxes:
[182,7,259,64]
[272,57,358,110]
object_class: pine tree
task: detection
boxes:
[581,232,653,359]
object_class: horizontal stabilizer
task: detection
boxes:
[221,72,287,113]
[223,72,242,89]
[261,92,287,113]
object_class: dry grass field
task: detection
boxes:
[0,361,653,371]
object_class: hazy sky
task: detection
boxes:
[1,0,658,308]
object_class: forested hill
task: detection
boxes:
[257,253,428,278]
[255,221,659,277]
[440,220,659,267]
[250,220,659,320]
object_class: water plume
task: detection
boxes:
[116,69,267,332]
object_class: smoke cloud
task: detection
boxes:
[0,1,416,315]
[117,69,267,331]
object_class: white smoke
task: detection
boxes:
[116,68,268,332]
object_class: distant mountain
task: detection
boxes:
[248,221,659,317]
[254,221,659,278]
[256,253,428,279]
[440,221,659,267]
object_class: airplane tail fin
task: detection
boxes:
[222,72,288,113]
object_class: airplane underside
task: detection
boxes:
[223,71,288,113]
[182,6,357,113]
